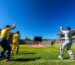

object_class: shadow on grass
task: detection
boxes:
[21,52,36,54]
[11,57,41,62]
[18,51,37,55]
[64,57,69,59]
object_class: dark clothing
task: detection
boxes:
[0,38,11,60]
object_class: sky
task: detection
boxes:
[0,0,75,39]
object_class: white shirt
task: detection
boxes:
[61,31,72,40]
[60,27,72,40]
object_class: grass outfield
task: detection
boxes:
[0,44,75,65]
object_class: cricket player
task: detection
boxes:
[12,31,20,54]
[51,40,56,47]
[0,24,16,61]
[58,26,75,59]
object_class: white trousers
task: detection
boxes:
[60,39,74,58]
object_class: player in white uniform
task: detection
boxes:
[58,26,75,59]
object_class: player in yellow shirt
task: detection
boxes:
[0,24,16,61]
[12,31,20,54]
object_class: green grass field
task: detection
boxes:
[0,44,75,65]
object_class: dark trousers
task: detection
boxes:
[0,38,11,60]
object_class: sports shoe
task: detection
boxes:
[58,56,63,59]
[70,55,75,60]
[5,59,11,62]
